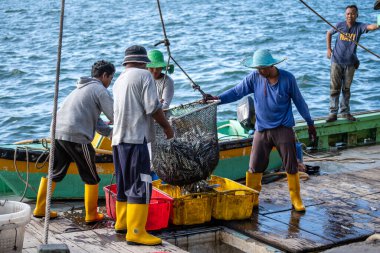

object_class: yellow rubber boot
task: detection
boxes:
[287,173,306,212]
[126,204,162,246]
[114,201,127,233]
[84,184,104,224]
[246,172,262,207]
[33,177,57,218]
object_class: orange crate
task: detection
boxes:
[103,184,173,230]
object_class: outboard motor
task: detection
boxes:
[237,96,256,131]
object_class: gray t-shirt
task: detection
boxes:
[112,68,162,145]
[330,21,368,65]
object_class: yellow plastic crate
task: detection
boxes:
[208,175,258,220]
[152,180,214,225]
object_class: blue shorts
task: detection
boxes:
[112,142,152,204]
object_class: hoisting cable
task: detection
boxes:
[155,0,207,98]
[298,0,380,59]
[42,0,65,244]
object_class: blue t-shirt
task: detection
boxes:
[330,21,368,65]
[218,69,314,131]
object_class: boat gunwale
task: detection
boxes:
[0,146,113,163]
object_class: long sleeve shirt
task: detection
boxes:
[218,69,313,131]
[55,77,113,144]
[155,74,174,109]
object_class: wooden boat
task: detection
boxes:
[1,110,379,199]
[0,123,281,199]
[0,140,114,199]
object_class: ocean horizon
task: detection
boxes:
[0,0,379,143]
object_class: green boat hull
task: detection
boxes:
[0,171,114,200]
[2,110,379,199]
[0,143,115,199]
[213,150,282,180]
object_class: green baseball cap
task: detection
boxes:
[146,50,174,74]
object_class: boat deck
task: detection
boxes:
[22,145,380,252]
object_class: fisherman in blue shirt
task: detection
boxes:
[326,4,380,122]
[205,49,316,212]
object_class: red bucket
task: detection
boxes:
[103,184,173,231]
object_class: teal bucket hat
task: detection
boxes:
[241,49,286,68]
[146,50,174,74]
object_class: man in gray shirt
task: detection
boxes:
[33,60,114,225]
[112,45,173,246]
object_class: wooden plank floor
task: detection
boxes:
[22,145,380,253]
[24,217,187,252]
[225,145,380,253]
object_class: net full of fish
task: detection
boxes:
[152,101,219,186]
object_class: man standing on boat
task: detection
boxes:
[205,49,316,212]
[112,45,173,246]
[326,5,380,122]
[33,60,115,224]
[147,49,175,110]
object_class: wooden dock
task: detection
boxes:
[23,217,187,252]
[225,145,380,252]
[22,145,380,252]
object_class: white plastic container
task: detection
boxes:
[0,200,31,253]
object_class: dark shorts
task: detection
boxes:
[112,142,152,204]
[52,140,100,184]
[249,126,298,174]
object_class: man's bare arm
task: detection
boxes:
[326,31,333,59]
[367,24,380,31]
[152,109,174,139]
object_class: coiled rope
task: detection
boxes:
[43,0,65,244]
[155,0,207,98]
[13,147,37,201]
[11,139,50,202]
[298,0,380,59]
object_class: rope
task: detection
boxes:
[303,155,376,163]
[13,147,37,201]
[155,0,207,97]
[35,149,50,170]
[299,142,377,163]
[263,171,310,182]
[298,0,380,59]
[43,0,65,244]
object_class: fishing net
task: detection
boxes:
[152,100,219,186]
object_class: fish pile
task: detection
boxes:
[180,180,220,194]
[153,127,219,186]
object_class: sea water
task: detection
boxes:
[0,0,379,143]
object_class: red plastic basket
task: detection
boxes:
[103,184,173,231]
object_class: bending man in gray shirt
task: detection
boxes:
[33,60,115,225]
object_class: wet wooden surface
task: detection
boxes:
[225,145,380,253]
[24,216,187,253]
[22,145,380,253]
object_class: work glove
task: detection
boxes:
[308,125,317,147]
[203,94,219,103]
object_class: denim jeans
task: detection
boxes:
[329,62,356,115]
